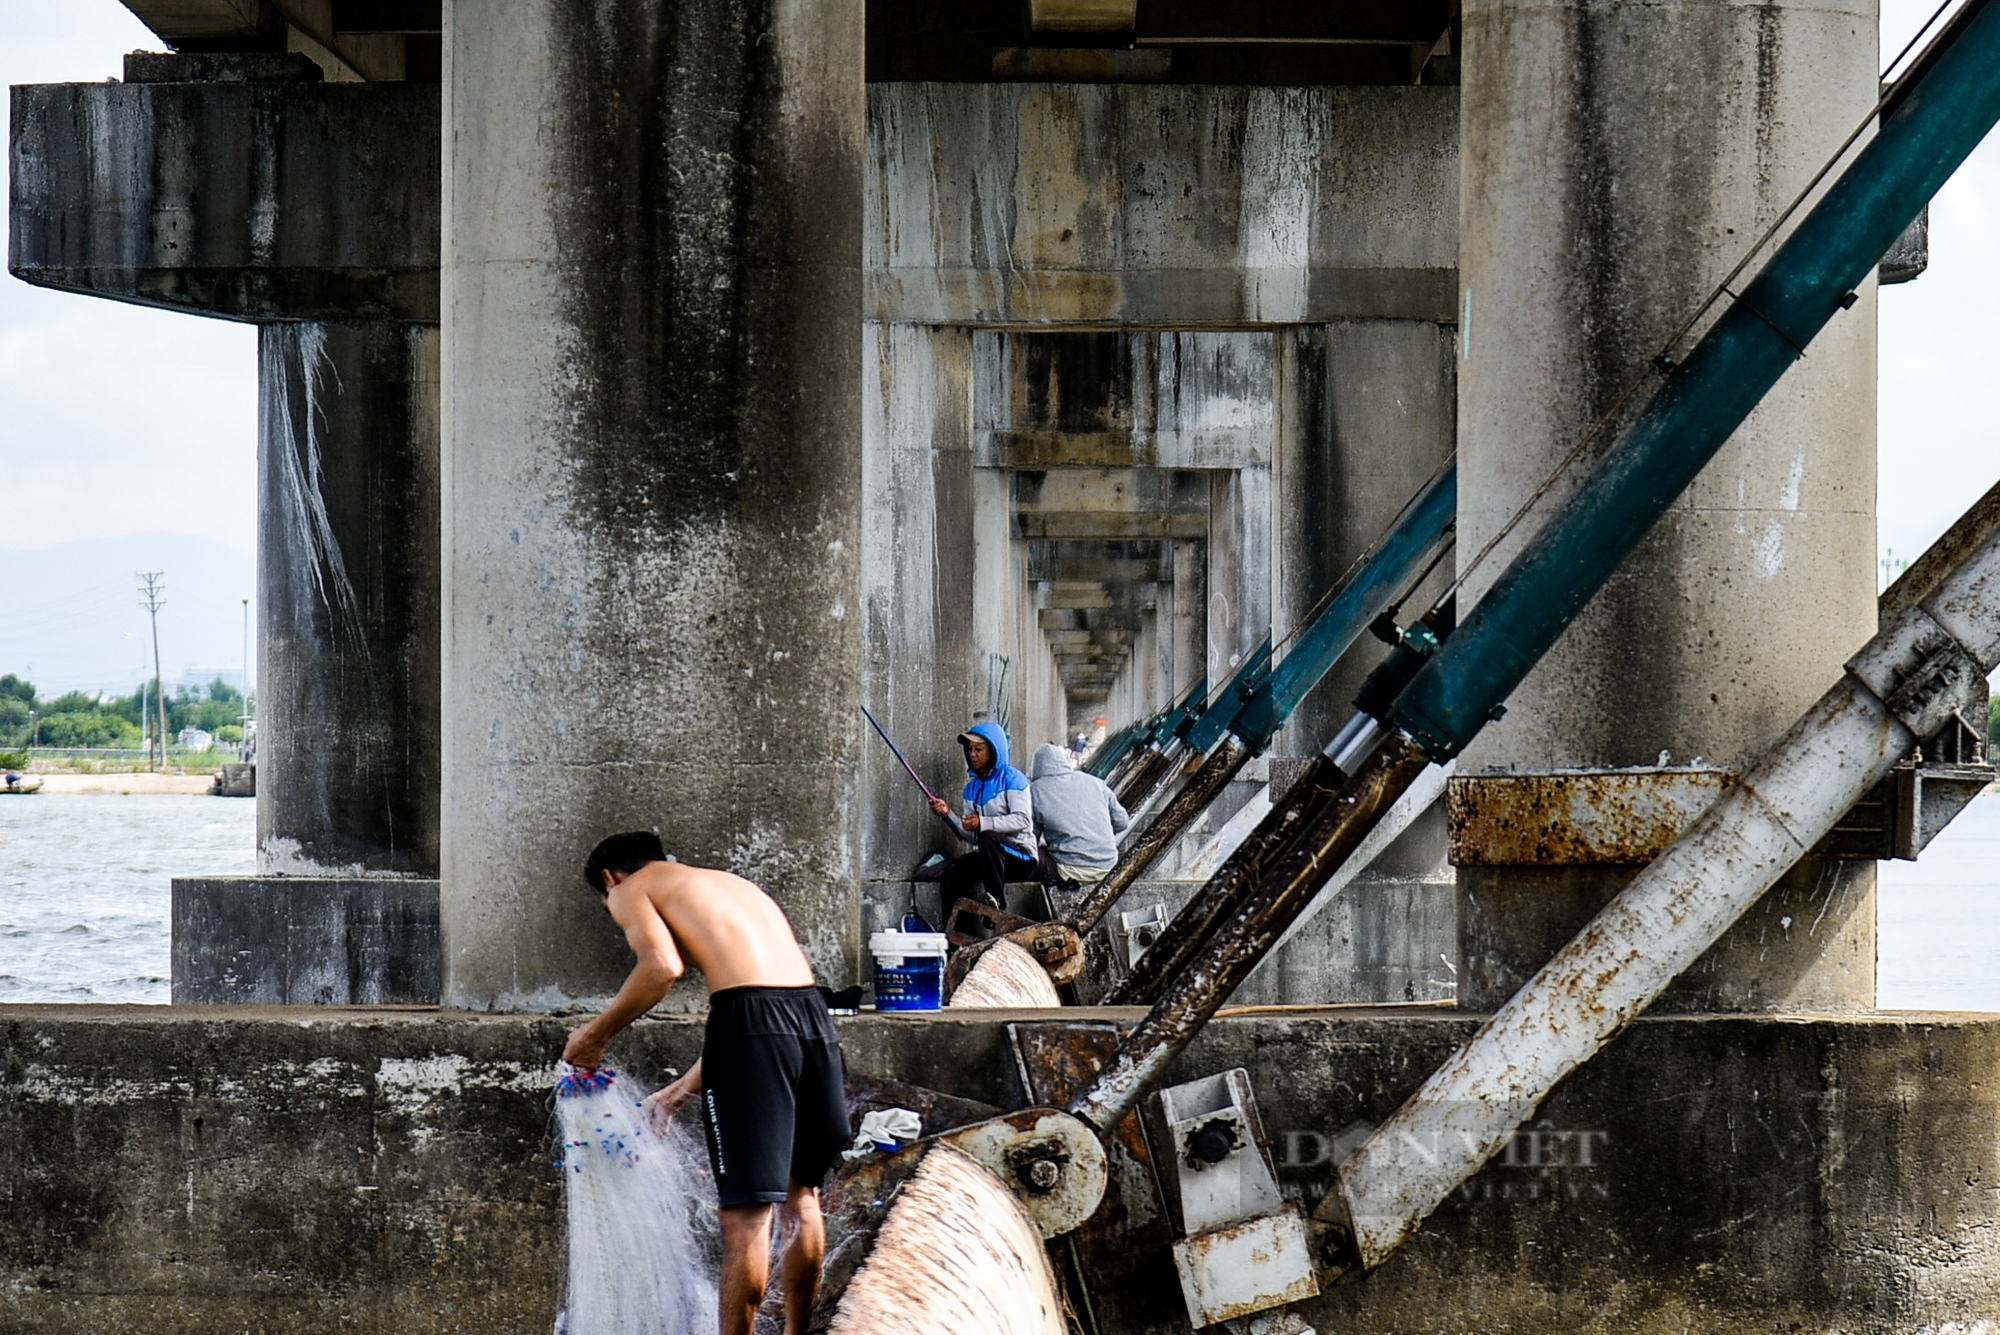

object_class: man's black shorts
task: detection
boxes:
[701,984,850,1207]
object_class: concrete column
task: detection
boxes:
[444,0,866,1008]
[858,323,978,890]
[1207,467,1272,685]
[1171,539,1207,702]
[259,322,441,876]
[1454,0,1878,1011]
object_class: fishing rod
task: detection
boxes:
[860,705,942,806]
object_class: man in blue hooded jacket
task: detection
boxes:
[927,721,1037,910]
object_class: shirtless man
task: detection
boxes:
[562,831,849,1335]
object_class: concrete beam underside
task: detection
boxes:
[2,1006,1996,1334]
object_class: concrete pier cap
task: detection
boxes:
[442,0,867,1010]
[1453,0,1880,1011]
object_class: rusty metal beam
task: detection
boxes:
[1071,728,1431,1133]
[1324,474,2000,1275]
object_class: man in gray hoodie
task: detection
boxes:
[1028,742,1130,887]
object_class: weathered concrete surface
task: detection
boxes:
[867,83,1458,326]
[1457,857,1875,1014]
[4,1006,1998,1333]
[1457,0,1877,771]
[1454,0,1880,1010]
[859,323,982,886]
[8,67,440,322]
[260,322,440,877]
[1102,857,1457,1007]
[444,0,867,1008]
[171,878,440,1005]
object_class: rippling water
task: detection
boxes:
[1879,788,2000,1012]
[0,793,255,1003]
[0,789,1992,1009]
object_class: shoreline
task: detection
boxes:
[13,774,220,795]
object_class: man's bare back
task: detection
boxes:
[562,860,813,1071]
[629,862,816,991]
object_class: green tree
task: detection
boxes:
[0,698,28,747]
[36,712,141,748]
[1990,696,1999,753]
[0,675,34,708]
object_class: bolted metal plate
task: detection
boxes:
[940,1109,1108,1238]
[1171,1207,1321,1326]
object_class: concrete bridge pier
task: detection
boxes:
[441,0,867,1009]
[1451,0,1880,1010]
[256,320,440,880]
[7,54,446,1004]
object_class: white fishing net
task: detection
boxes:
[555,1065,720,1335]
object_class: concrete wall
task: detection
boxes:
[4,1005,1997,1333]
[171,878,440,1005]
[442,0,867,1008]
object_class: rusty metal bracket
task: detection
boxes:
[944,897,1038,950]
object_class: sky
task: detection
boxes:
[0,1,1996,694]
[0,0,256,695]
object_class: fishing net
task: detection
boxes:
[555,1065,720,1335]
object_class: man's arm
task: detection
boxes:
[644,1056,704,1127]
[1106,783,1130,836]
[562,882,685,1070]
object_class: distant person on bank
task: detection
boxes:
[1028,742,1129,887]
[926,721,1037,909]
[563,832,848,1335]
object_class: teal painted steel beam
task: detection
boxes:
[1390,0,2000,759]
[1182,641,1273,756]
[1220,464,1457,755]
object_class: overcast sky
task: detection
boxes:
[0,0,1995,691]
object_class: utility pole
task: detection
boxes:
[241,596,251,758]
[138,572,168,771]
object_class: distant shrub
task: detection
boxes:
[215,725,245,744]
[0,751,26,770]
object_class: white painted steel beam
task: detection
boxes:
[1328,502,2000,1273]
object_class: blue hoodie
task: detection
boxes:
[956,721,1036,862]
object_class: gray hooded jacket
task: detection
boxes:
[1028,743,1130,872]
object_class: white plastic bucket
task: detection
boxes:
[870,930,948,1011]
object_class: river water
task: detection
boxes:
[0,793,254,1003]
[0,789,1992,1008]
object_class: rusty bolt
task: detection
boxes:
[1019,1158,1062,1193]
